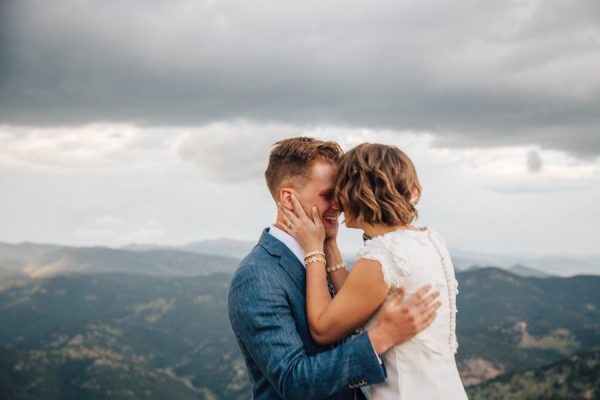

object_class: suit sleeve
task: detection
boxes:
[228,264,386,399]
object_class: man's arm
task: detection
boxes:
[228,264,386,400]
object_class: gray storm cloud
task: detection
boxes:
[1,0,599,158]
[177,122,299,183]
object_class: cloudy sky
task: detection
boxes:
[1,0,599,255]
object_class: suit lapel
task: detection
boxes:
[258,228,306,294]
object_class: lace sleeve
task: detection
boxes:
[356,237,410,289]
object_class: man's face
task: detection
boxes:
[293,160,340,239]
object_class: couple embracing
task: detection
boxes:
[228,137,467,399]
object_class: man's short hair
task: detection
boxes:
[265,137,343,199]
[336,143,422,226]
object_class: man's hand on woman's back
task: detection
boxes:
[367,285,441,355]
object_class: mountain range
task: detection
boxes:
[468,350,600,399]
[0,254,598,399]
[0,242,241,280]
[455,267,600,386]
[450,248,600,276]
[0,272,246,399]
[2,239,598,279]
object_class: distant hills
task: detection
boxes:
[0,273,247,399]
[467,350,600,399]
[0,264,598,399]
[455,267,600,386]
[0,242,65,264]
[122,238,255,260]
[450,248,600,276]
[1,239,598,279]
[0,346,208,400]
[0,242,241,280]
[0,239,598,398]
[506,264,551,278]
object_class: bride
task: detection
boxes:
[279,143,468,399]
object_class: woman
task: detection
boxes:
[279,143,468,399]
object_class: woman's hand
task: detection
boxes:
[278,194,326,253]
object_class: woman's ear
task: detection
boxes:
[279,188,294,210]
[411,183,422,205]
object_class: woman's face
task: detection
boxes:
[340,201,364,230]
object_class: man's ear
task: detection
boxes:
[279,188,294,210]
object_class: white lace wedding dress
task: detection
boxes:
[357,228,468,400]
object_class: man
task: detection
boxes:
[228,137,440,399]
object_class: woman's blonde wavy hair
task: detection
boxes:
[335,143,422,226]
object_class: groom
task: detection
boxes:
[228,137,439,399]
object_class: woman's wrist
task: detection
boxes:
[323,237,338,249]
[303,242,324,254]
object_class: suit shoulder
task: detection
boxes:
[228,246,288,318]
[231,245,283,287]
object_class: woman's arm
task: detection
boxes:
[323,239,348,292]
[306,257,389,345]
[278,195,390,345]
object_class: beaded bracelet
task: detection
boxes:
[326,262,346,273]
[305,251,325,259]
[304,255,326,267]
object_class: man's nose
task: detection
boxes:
[331,199,340,212]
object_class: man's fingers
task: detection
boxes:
[417,291,440,309]
[420,309,437,330]
[421,301,441,320]
[414,301,440,331]
[389,287,406,306]
[405,284,432,306]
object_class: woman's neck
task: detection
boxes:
[362,223,416,238]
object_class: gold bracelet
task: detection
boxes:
[304,250,325,259]
[326,262,346,273]
[304,255,326,267]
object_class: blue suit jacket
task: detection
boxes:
[228,228,386,399]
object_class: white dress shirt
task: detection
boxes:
[269,224,306,265]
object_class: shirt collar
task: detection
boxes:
[269,225,305,265]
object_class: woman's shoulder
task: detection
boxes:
[355,232,416,288]
[357,234,390,258]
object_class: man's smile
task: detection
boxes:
[323,216,338,224]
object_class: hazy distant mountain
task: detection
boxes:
[0,259,27,280]
[123,238,255,260]
[0,242,67,279]
[451,248,600,276]
[123,239,600,276]
[507,263,551,278]
[3,240,598,278]
[466,263,552,278]
[0,242,65,264]
[0,242,244,279]
[21,247,241,278]
[467,350,600,399]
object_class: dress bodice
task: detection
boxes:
[356,228,467,400]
